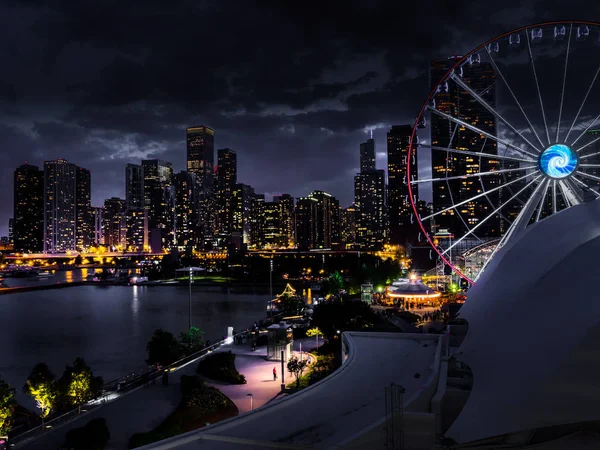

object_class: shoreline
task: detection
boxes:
[0,279,303,295]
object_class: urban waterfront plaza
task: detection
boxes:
[1,8,600,450]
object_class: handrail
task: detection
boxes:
[9,328,257,447]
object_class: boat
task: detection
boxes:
[37,271,53,278]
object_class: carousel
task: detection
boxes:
[385,275,442,307]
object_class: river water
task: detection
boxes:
[0,281,269,408]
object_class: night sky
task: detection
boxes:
[0,0,594,235]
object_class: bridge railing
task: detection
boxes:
[9,329,255,448]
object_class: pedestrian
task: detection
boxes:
[273,367,277,381]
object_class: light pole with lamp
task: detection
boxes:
[246,393,254,411]
[269,259,273,322]
[175,267,204,330]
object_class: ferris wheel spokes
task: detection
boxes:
[526,30,552,146]
[571,176,600,198]
[486,46,546,150]
[440,175,543,258]
[411,165,536,184]
[564,66,600,143]
[449,71,542,154]
[535,179,551,222]
[571,111,600,148]
[420,144,535,163]
[426,106,538,159]
[419,170,538,222]
[575,134,600,154]
[556,24,573,143]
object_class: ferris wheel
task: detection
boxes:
[408,21,600,284]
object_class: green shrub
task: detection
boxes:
[180,375,229,415]
[61,417,110,450]
[396,310,420,324]
[196,351,246,384]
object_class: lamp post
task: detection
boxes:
[176,267,203,331]
[269,259,273,322]
[246,393,253,411]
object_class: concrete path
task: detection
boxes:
[18,337,320,450]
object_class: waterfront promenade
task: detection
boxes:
[16,337,315,450]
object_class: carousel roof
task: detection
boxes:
[387,279,440,297]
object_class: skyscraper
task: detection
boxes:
[295,196,318,249]
[263,201,281,248]
[307,191,340,249]
[430,58,500,238]
[250,194,265,248]
[13,164,44,253]
[387,124,419,245]
[43,159,77,253]
[232,183,255,245]
[341,205,357,246]
[91,206,104,246]
[274,194,295,248]
[75,166,92,250]
[103,197,126,249]
[216,148,237,241]
[187,126,215,249]
[174,171,196,251]
[142,159,174,251]
[126,164,144,210]
[360,138,376,172]
[354,170,386,250]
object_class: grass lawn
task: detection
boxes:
[128,385,238,449]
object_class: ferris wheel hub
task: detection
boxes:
[539,144,578,179]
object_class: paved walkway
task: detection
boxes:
[19,338,319,450]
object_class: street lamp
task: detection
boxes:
[269,259,273,322]
[246,393,253,411]
[176,267,204,330]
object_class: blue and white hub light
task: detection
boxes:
[539,144,578,179]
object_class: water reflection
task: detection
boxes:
[131,286,140,338]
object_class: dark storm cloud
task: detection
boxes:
[0,0,596,234]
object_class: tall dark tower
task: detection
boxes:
[142,159,174,251]
[360,138,376,172]
[75,166,92,250]
[430,57,499,238]
[174,171,196,251]
[43,159,77,253]
[216,148,237,241]
[125,164,144,210]
[13,164,44,253]
[186,126,215,249]
[387,125,419,245]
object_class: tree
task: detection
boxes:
[328,271,344,293]
[146,329,182,367]
[74,255,83,266]
[278,294,305,316]
[59,358,103,414]
[23,363,57,422]
[287,356,309,388]
[311,299,378,339]
[0,378,16,436]
[180,326,204,356]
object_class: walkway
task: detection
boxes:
[18,338,317,450]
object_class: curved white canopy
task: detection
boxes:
[446,198,600,444]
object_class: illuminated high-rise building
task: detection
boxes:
[43,159,91,253]
[13,164,44,253]
[232,183,255,245]
[91,206,104,246]
[142,159,174,251]
[295,196,318,249]
[263,201,281,248]
[430,57,500,238]
[75,166,92,250]
[274,194,295,248]
[186,126,215,248]
[360,138,376,172]
[250,194,265,248]
[126,164,144,210]
[216,148,237,242]
[354,170,386,250]
[387,124,421,245]
[103,197,126,249]
[174,171,196,251]
[307,191,340,249]
[341,205,357,246]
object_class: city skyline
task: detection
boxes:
[0,1,590,237]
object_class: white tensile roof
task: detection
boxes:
[446,198,600,444]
